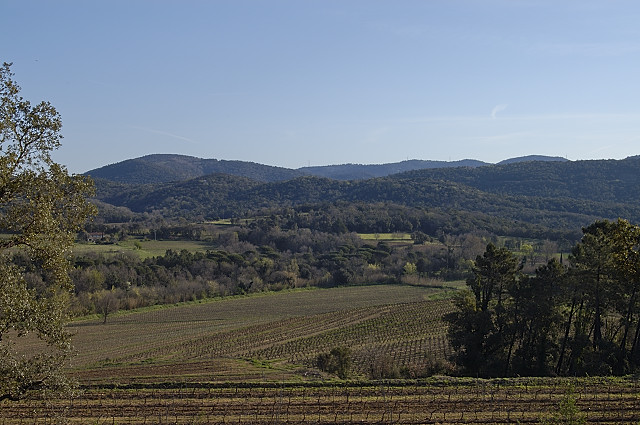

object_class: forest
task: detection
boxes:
[69,206,487,319]
[447,219,640,377]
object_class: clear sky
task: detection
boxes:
[3,1,640,174]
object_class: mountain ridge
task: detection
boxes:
[85,153,568,184]
[91,155,640,240]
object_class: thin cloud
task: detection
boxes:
[130,126,199,144]
[491,104,508,119]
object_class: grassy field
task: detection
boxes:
[359,232,413,242]
[71,238,218,259]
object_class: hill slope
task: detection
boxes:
[298,159,487,180]
[86,154,305,184]
[86,154,572,183]
[95,157,640,239]
[394,156,640,204]
[89,154,640,240]
[497,155,568,165]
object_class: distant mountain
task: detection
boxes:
[393,157,640,204]
[498,155,569,165]
[94,156,640,238]
[298,159,487,180]
[85,154,304,184]
[86,155,495,184]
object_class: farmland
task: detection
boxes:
[68,284,454,384]
[4,378,640,423]
[4,284,640,423]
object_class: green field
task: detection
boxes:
[72,238,218,259]
[358,232,413,241]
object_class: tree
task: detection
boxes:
[446,243,522,376]
[0,63,95,401]
[509,259,565,376]
[316,346,352,378]
[448,220,640,377]
[564,219,640,374]
[94,289,120,324]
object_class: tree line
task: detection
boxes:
[446,218,640,377]
[68,217,491,319]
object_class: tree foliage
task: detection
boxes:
[446,219,640,377]
[0,63,95,401]
[316,346,352,378]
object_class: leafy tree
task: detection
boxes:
[446,243,522,376]
[449,219,640,377]
[316,346,352,378]
[0,63,95,401]
[509,259,565,375]
[605,219,640,371]
[563,219,640,374]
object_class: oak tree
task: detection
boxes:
[0,63,95,401]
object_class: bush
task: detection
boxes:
[316,346,351,379]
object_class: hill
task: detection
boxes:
[86,154,549,183]
[497,155,568,165]
[393,156,640,204]
[85,154,572,184]
[93,157,640,240]
[298,159,487,180]
[87,154,640,241]
[86,154,305,184]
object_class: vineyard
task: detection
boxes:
[3,378,639,424]
[4,285,640,423]
[66,284,455,384]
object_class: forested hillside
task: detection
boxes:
[70,155,640,378]
[90,156,640,241]
[395,156,640,204]
[298,159,488,180]
[87,154,304,184]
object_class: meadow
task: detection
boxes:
[71,238,218,259]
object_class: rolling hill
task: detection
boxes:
[85,154,563,184]
[298,159,488,180]
[86,154,640,241]
[86,154,305,184]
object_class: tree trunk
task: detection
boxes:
[556,295,577,375]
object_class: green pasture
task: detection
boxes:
[72,238,217,259]
[358,232,413,241]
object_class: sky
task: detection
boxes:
[3,1,640,174]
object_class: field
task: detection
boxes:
[358,232,413,242]
[67,284,453,384]
[71,238,218,259]
[3,285,640,423]
[4,378,640,423]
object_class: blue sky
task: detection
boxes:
[3,1,640,174]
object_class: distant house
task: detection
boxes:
[86,232,104,243]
